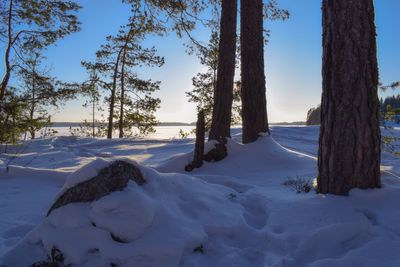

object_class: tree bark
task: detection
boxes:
[29,70,36,139]
[107,48,123,139]
[240,0,269,144]
[208,0,237,142]
[92,94,95,138]
[1,0,14,101]
[186,110,205,171]
[318,0,381,195]
[118,45,128,138]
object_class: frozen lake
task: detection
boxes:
[40,125,197,139]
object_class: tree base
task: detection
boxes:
[204,138,228,162]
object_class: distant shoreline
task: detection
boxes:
[50,121,306,127]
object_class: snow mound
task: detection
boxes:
[2,160,265,267]
[157,136,316,183]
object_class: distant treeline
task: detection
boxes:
[306,94,400,126]
[380,95,400,112]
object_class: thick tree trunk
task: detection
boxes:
[1,0,14,101]
[208,0,237,142]
[240,0,269,144]
[118,45,128,138]
[107,48,123,139]
[317,0,381,195]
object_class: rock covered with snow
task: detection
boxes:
[47,159,145,216]
[2,158,260,267]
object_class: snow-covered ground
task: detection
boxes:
[0,126,399,266]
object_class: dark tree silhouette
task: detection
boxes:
[185,110,205,172]
[317,0,381,195]
[208,0,237,144]
[240,0,269,144]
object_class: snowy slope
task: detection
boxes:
[0,126,400,266]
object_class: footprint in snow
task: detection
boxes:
[241,196,269,230]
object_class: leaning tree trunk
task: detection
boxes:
[118,45,128,138]
[107,48,123,139]
[317,0,381,195]
[240,0,269,144]
[29,71,36,139]
[92,93,96,138]
[208,0,237,142]
[1,0,14,101]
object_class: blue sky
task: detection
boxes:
[26,0,400,122]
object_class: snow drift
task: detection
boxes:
[2,134,400,267]
[2,158,264,266]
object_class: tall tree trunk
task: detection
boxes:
[240,0,269,144]
[118,45,128,138]
[1,0,14,101]
[29,71,36,139]
[92,95,95,138]
[317,0,381,195]
[107,48,123,139]
[208,0,237,142]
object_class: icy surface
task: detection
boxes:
[0,126,399,266]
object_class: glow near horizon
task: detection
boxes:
[5,0,400,123]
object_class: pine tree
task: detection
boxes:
[16,52,64,139]
[318,0,381,195]
[186,30,241,131]
[82,8,163,139]
[0,0,81,100]
[116,10,164,138]
[0,48,76,142]
[0,90,27,143]
[79,71,105,138]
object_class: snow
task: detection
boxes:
[0,126,400,266]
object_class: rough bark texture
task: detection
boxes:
[47,160,145,216]
[208,0,237,141]
[317,0,381,195]
[185,111,205,171]
[240,0,269,144]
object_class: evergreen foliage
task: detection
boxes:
[0,0,81,99]
[306,106,321,125]
[186,31,241,130]
[380,94,400,113]
[81,6,164,138]
[0,51,76,143]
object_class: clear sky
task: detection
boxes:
[36,0,400,122]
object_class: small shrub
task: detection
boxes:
[178,129,194,139]
[30,246,65,267]
[283,176,313,193]
[193,244,204,254]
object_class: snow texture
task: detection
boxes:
[0,126,399,266]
